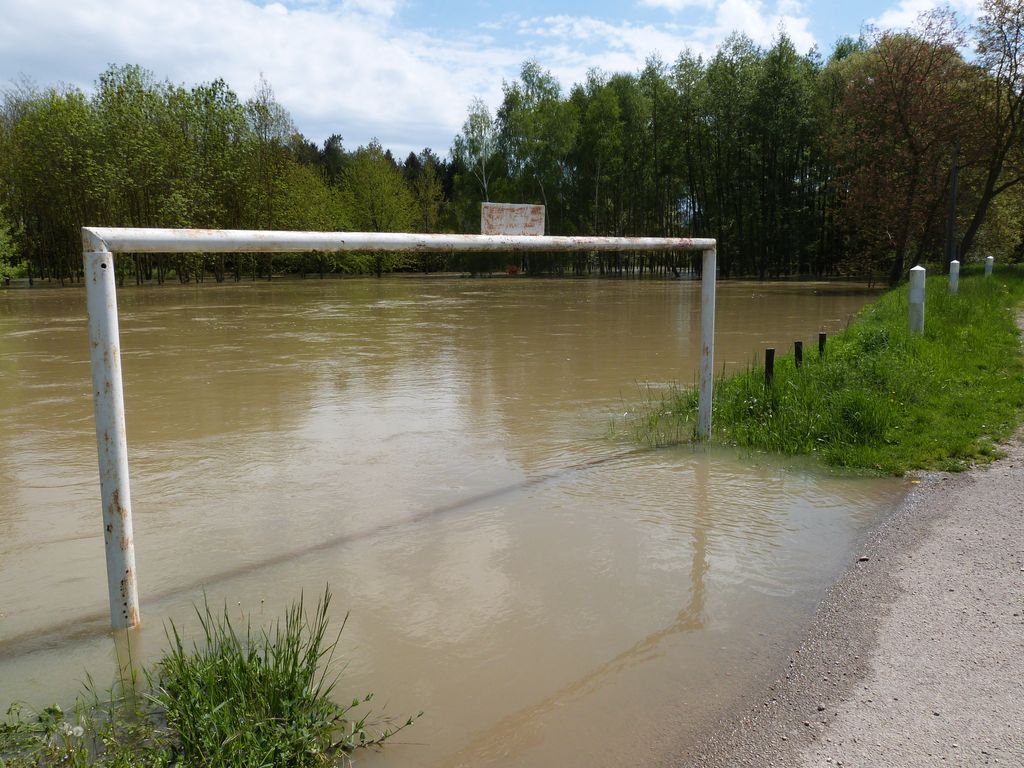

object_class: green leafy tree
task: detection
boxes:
[0,204,20,282]
[570,71,623,236]
[93,65,170,228]
[340,140,416,275]
[957,0,1024,261]
[319,134,347,186]
[702,34,761,276]
[244,75,295,230]
[410,154,445,234]
[8,86,102,283]
[452,98,499,203]
[832,12,969,283]
[169,78,249,229]
[498,61,578,232]
[672,50,711,243]
[276,161,349,277]
[748,34,820,276]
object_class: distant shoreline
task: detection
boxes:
[0,273,885,289]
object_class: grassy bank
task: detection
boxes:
[637,267,1024,474]
[0,590,417,767]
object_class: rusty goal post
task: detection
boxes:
[81,227,717,629]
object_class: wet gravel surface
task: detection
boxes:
[674,436,1024,768]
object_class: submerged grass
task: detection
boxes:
[636,267,1024,474]
[0,589,418,767]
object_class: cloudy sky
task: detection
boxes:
[0,0,982,157]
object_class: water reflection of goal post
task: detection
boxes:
[81,226,717,630]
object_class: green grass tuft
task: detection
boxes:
[635,267,1024,475]
[0,588,418,767]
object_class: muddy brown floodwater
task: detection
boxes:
[0,277,905,766]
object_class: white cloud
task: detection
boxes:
[0,0,473,155]
[712,0,816,51]
[636,1,819,56]
[637,0,814,49]
[0,0,819,157]
[868,0,981,31]
[509,2,817,83]
[637,0,717,10]
[340,0,403,17]
[519,15,701,59]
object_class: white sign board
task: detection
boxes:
[481,203,545,236]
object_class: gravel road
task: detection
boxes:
[677,435,1024,768]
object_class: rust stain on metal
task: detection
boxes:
[120,567,139,625]
[481,203,545,236]
[83,226,714,254]
[111,488,128,522]
[185,228,219,238]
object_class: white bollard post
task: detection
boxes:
[985,255,994,277]
[909,265,926,334]
[697,248,716,439]
[84,248,140,629]
[949,260,960,295]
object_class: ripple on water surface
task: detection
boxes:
[0,278,903,767]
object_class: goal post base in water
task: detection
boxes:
[81,227,717,630]
[84,247,140,630]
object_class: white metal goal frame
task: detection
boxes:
[81,227,718,630]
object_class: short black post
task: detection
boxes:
[765,348,775,387]
[795,340,803,369]
[818,332,827,358]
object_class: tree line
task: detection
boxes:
[1,0,1022,286]
[0,67,450,285]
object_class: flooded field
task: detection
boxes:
[0,277,904,766]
